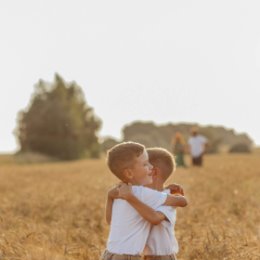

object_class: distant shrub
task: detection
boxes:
[229,143,251,153]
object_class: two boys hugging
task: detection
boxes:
[103,142,188,260]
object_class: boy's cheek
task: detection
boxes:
[143,177,153,185]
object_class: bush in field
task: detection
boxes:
[229,143,251,153]
[16,74,101,160]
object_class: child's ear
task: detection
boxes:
[152,167,160,177]
[152,166,159,177]
[123,168,133,181]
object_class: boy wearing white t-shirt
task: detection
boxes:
[103,142,187,260]
[188,127,208,166]
[143,147,184,260]
[107,147,185,260]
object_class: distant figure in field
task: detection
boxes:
[188,127,208,166]
[172,132,187,167]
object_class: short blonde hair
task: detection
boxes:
[107,142,145,181]
[147,147,175,181]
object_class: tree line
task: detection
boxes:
[15,74,253,160]
[119,121,253,153]
[102,122,253,154]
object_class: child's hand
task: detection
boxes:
[166,183,184,195]
[107,185,120,199]
[117,183,133,200]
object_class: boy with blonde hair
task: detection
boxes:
[103,142,187,260]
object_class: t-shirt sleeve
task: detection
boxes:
[134,187,167,209]
[155,205,176,225]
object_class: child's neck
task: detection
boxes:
[146,181,164,191]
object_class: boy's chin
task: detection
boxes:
[144,179,153,186]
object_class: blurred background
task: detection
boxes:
[1,0,260,160]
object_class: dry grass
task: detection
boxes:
[0,154,259,260]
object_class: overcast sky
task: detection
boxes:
[1,0,260,152]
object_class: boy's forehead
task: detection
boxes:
[140,150,149,159]
[135,149,148,160]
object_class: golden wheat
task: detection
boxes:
[0,154,259,260]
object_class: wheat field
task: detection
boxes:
[0,154,259,260]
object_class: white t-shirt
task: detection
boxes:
[188,135,207,157]
[144,189,178,255]
[107,186,167,255]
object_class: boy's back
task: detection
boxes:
[144,189,179,257]
[142,147,187,260]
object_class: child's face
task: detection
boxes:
[129,150,153,185]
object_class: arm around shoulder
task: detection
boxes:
[126,194,167,225]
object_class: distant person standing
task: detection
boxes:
[188,127,208,166]
[172,132,187,167]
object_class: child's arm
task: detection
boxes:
[163,193,188,207]
[120,182,187,208]
[165,183,185,195]
[106,184,166,225]
[105,185,119,225]
[163,184,187,207]
[119,183,188,208]
[117,184,168,225]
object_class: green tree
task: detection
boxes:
[16,74,101,160]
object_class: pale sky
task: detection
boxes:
[1,0,260,153]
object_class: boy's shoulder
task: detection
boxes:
[132,185,163,194]
[132,186,168,203]
[132,185,152,196]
